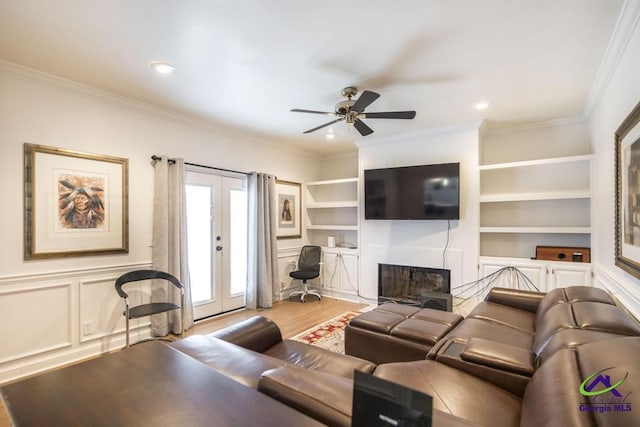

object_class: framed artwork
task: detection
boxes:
[276,179,301,239]
[615,101,640,278]
[24,143,129,259]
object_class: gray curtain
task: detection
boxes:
[246,172,279,309]
[151,156,194,335]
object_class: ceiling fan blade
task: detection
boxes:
[350,90,381,113]
[353,119,374,136]
[364,111,416,119]
[302,117,345,134]
[291,108,336,115]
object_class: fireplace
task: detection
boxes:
[378,263,452,311]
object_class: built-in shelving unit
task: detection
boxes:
[479,154,593,258]
[304,178,360,298]
[304,178,359,248]
[477,121,594,292]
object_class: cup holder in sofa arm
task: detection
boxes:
[434,338,533,397]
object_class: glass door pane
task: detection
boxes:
[185,184,213,303]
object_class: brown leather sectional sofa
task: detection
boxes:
[169,286,640,426]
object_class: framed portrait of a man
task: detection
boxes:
[24,143,129,259]
[276,179,301,239]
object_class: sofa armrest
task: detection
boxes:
[209,316,282,353]
[461,338,535,376]
[485,287,545,313]
[258,367,354,427]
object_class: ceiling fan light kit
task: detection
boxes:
[291,87,416,137]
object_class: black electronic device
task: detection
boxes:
[364,163,460,220]
[352,370,433,427]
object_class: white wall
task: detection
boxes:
[357,123,481,301]
[0,63,321,382]
[589,7,640,318]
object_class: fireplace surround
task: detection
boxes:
[378,263,452,311]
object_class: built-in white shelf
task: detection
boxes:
[306,201,359,208]
[479,190,591,203]
[479,154,593,171]
[305,177,359,186]
[306,225,359,231]
[480,227,591,234]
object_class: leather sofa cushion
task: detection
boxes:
[522,337,640,427]
[264,340,376,379]
[259,367,480,427]
[534,286,614,327]
[348,310,405,333]
[572,301,640,336]
[467,301,536,333]
[170,335,290,389]
[410,308,463,327]
[461,338,535,376]
[374,360,522,427]
[208,315,282,353]
[536,329,631,365]
[484,287,545,313]
[441,317,534,349]
[390,318,455,346]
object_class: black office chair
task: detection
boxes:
[115,269,185,348]
[288,245,322,302]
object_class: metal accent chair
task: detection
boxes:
[115,269,185,348]
[288,245,322,302]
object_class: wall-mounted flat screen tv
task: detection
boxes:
[364,162,460,220]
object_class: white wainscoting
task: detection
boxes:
[0,262,150,384]
[277,246,303,301]
[593,266,640,321]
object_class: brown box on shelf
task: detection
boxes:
[535,246,590,263]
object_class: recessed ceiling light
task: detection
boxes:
[473,100,490,111]
[149,61,176,74]
[325,133,336,140]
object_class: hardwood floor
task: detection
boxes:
[187,297,368,339]
[0,297,368,426]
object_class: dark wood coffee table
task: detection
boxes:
[1,341,323,426]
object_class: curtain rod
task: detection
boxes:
[151,155,250,176]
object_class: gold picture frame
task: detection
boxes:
[615,101,640,278]
[24,143,129,259]
[276,179,301,239]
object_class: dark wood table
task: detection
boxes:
[1,341,324,426]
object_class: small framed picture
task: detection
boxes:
[276,179,301,239]
[24,143,129,259]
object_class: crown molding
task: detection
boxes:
[482,115,588,136]
[354,120,483,149]
[583,0,640,118]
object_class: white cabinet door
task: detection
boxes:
[322,250,340,291]
[322,248,358,295]
[479,258,547,295]
[339,251,359,295]
[548,263,592,288]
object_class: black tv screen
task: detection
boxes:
[364,163,460,220]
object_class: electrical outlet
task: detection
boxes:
[82,321,92,336]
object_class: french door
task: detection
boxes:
[185,169,248,320]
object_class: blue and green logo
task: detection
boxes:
[578,367,632,414]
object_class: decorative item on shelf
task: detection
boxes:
[276,179,301,239]
[535,246,590,263]
[327,236,336,248]
[615,101,640,278]
[24,143,129,259]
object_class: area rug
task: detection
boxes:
[291,311,358,354]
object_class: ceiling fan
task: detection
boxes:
[290,87,416,136]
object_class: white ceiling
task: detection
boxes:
[0,1,625,156]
